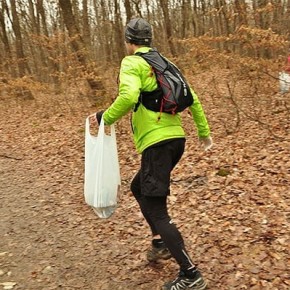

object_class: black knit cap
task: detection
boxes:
[125,18,152,45]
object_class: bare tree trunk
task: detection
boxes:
[285,0,290,37]
[181,0,190,38]
[10,0,30,77]
[27,0,48,79]
[0,0,12,74]
[252,0,272,57]
[234,0,248,27]
[99,0,112,62]
[159,0,176,56]
[191,0,199,37]
[200,0,207,36]
[37,0,49,36]
[36,0,60,85]
[253,0,268,28]
[219,0,231,35]
[113,0,125,61]
[212,0,223,49]
[144,0,152,22]
[82,0,91,56]
[132,0,143,17]
[59,0,104,93]
[124,0,132,23]
[59,0,84,62]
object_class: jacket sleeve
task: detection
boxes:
[189,89,211,138]
[103,57,141,125]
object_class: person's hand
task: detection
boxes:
[199,136,213,151]
[96,110,104,125]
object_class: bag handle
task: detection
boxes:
[85,116,115,139]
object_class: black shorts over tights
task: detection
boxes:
[131,138,185,197]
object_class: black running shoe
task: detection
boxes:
[147,244,171,262]
[161,270,207,290]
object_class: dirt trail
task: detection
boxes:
[0,98,166,290]
[0,100,142,290]
[0,152,151,290]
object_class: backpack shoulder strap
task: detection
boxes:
[135,49,168,72]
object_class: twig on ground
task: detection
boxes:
[0,154,22,160]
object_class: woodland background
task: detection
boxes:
[0,0,290,96]
[0,0,289,290]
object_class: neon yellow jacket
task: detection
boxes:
[103,47,210,153]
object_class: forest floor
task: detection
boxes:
[0,73,289,290]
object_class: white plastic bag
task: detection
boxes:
[84,117,120,218]
[279,71,290,93]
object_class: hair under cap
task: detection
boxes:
[125,18,152,45]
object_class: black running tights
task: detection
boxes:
[134,194,195,271]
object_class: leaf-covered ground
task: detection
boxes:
[0,74,289,290]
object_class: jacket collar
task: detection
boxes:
[134,47,151,54]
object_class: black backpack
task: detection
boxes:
[135,49,193,114]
